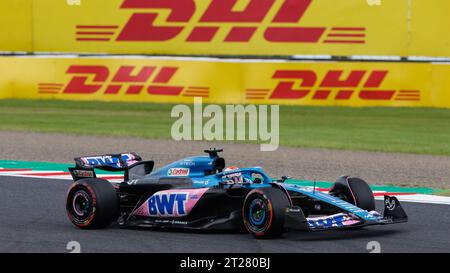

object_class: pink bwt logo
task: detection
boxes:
[133,188,209,217]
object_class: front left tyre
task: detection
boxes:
[66,178,119,229]
[329,175,375,211]
[242,187,290,239]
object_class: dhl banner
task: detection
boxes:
[1,0,450,57]
[0,1,32,52]
[1,56,449,108]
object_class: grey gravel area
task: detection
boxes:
[0,131,449,189]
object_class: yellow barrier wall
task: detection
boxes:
[0,0,449,57]
[0,57,449,108]
[31,0,409,56]
[0,1,32,52]
[409,1,450,57]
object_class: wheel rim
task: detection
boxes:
[248,198,269,231]
[71,190,93,220]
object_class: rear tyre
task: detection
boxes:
[330,176,375,211]
[242,187,290,239]
[66,178,119,229]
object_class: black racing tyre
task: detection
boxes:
[242,187,290,239]
[330,176,376,211]
[66,178,119,229]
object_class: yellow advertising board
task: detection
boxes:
[429,63,450,108]
[0,56,449,108]
[1,0,450,57]
[31,0,409,56]
[0,1,32,52]
[409,1,450,57]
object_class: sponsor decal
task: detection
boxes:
[148,192,189,217]
[307,213,361,229]
[285,207,302,213]
[247,69,421,102]
[385,198,396,211]
[72,169,94,178]
[179,160,195,166]
[132,188,209,217]
[38,65,209,97]
[82,155,121,168]
[193,179,210,186]
[155,219,188,225]
[167,168,190,176]
[80,153,136,168]
[38,65,210,98]
[37,65,420,103]
[75,0,366,45]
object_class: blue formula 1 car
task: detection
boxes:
[65,149,407,238]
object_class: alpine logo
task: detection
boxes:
[385,198,396,211]
[167,168,190,176]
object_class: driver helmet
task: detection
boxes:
[222,166,244,184]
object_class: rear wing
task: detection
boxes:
[69,153,154,182]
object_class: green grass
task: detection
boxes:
[0,99,449,155]
[436,189,450,196]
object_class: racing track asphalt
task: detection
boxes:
[0,176,449,253]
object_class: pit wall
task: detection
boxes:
[0,57,449,108]
[1,0,450,57]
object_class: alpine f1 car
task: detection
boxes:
[66,149,408,238]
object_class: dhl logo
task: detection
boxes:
[75,0,366,44]
[38,65,421,103]
[246,70,421,102]
[37,65,210,97]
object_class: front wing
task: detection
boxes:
[282,184,408,231]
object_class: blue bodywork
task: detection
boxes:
[69,149,407,234]
[77,151,397,229]
[144,153,382,224]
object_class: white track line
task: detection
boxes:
[375,194,450,205]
